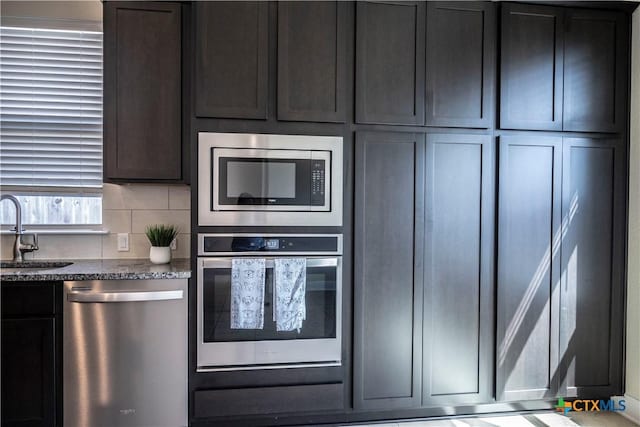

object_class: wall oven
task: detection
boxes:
[198,132,343,226]
[197,233,342,371]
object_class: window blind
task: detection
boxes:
[0,26,103,189]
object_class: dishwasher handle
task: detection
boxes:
[67,289,184,303]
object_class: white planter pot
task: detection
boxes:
[149,246,171,264]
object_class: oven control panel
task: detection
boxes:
[199,234,343,255]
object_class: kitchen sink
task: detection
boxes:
[1,261,73,271]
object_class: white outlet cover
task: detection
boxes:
[117,233,129,251]
[170,238,177,251]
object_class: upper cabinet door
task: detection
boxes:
[195,2,268,119]
[500,4,563,131]
[563,10,628,133]
[426,2,495,128]
[355,2,426,125]
[277,2,348,123]
[104,2,183,181]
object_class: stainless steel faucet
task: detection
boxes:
[0,194,38,262]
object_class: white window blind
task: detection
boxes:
[0,25,103,189]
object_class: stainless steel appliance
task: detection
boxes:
[198,132,343,226]
[63,279,188,427]
[197,233,342,371]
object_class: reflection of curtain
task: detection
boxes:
[274,258,307,332]
[230,258,266,329]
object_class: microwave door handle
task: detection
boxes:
[199,257,338,269]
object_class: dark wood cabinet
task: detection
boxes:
[354,131,425,410]
[496,135,563,401]
[426,2,495,128]
[355,2,425,125]
[277,1,348,123]
[179,0,631,421]
[1,282,61,427]
[563,10,628,133]
[559,137,625,397]
[194,384,344,418]
[195,1,268,119]
[354,132,497,410]
[500,4,628,133]
[422,133,494,406]
[497,134,626,402]
[104,2,184,182]
[500,4,564,131]
[2,319,56,427]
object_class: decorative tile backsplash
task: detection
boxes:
[1,184,191,260]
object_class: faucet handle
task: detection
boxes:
[20,233,38,251]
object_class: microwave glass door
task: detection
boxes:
[212,148,330,212]
[202,261,337,342]
[218,157,313,206]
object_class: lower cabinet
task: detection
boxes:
[422,133,495,406]
[353,131,425,410]
[193,384,344,419]
[354,131,495,410]
[558,137,626,398]
[355,131,625,412]
[496,135,625,401]
[496,135,563,401]
[1,282,61,427]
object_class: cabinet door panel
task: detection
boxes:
[355,2,425,125]
[104,2,182,181]
[1,318,56,427]
[354,131,424,409]
[195,2,268,119]
[277,1,347,123]
[422,134,494,405]
[563,10,628,133]
[426,2,495,128]
[559,138,625,397]
[500,4,563,131]
[497,135,562,401]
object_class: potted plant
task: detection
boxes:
[145,224,179,264]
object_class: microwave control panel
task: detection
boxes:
[310,160,326,206]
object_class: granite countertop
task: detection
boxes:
[0,258,191,282]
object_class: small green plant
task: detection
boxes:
[145,224,179,247]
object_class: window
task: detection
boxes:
[0,24,103,225]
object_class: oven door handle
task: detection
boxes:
[198,257,339,269]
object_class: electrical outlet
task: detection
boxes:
[170,238,177,251]
[117,233,129,251]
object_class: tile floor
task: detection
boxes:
[342,412,638,427]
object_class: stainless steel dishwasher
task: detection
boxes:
[63,279,187,427]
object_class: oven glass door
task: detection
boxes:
[197,257,342,369]
[212,148,330,212]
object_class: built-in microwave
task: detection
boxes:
[198,132,343,226]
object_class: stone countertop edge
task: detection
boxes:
[0,258,192,282]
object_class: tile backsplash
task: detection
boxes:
[1,184,191,260]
